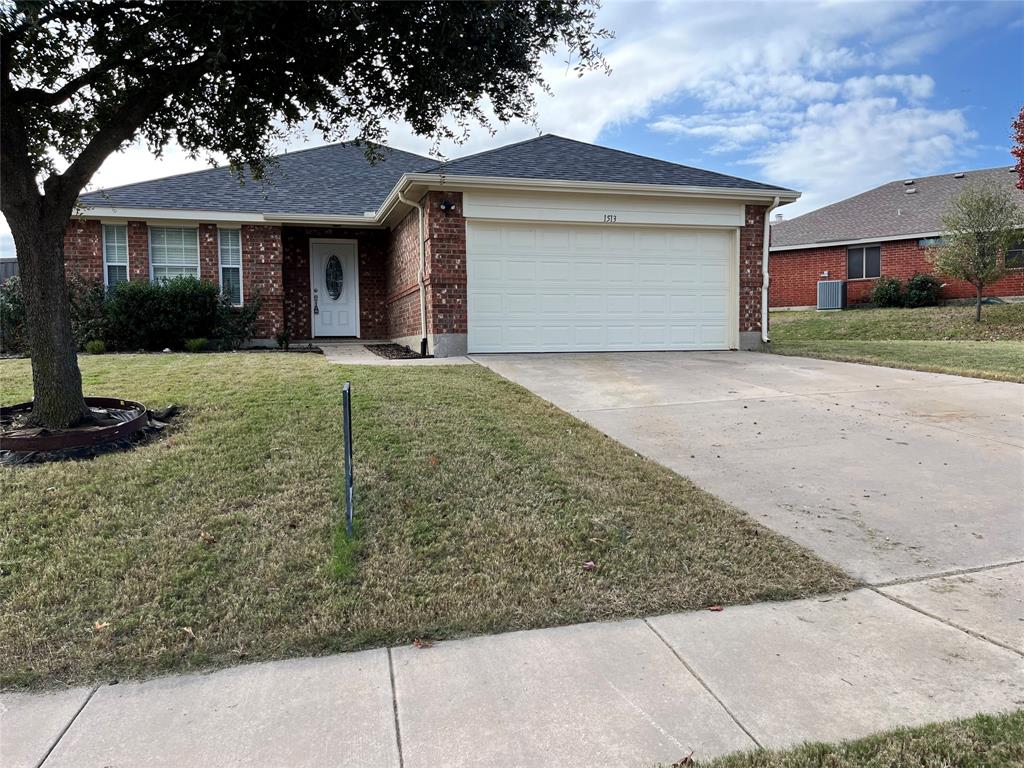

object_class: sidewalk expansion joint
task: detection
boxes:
[643,619,762,750]
[35,684,98,768]
[387,648,406,768]
[870,587,1024,659]
[870,559,1024,589]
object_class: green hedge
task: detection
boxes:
[0,274,260,354]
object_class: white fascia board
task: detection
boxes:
[399,173,800,203]
[73,206,383,229]
[770,232,942,252]
[74,206,267,223]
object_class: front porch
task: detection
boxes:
[281,225,389,342]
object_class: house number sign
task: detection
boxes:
[603,214,618,223]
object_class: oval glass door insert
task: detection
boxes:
[325,254,343,300]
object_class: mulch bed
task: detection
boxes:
[365,343,429,360]
[0,403,179,465]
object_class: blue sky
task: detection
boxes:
[2,0,1022,257]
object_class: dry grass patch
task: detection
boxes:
[0,354,852,689]
[694,709,1023,767]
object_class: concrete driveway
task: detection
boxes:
[474,352,1024,584]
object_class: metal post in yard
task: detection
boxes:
[342,381,355,537]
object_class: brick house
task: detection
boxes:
[69,135,797,355]
[769,167,1024,309]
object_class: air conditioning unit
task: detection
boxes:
[817,280,847,310]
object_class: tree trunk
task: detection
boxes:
[9,210,91,428]
[975,284,983,322]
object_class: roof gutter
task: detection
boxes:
[396,189,429,356]
[762,196,781,345]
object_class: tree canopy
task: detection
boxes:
[0,0,608,428]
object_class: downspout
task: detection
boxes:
[397,190,429,356]
[761,196,781,345]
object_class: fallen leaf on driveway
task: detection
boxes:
[413,638,434,649]
[707,605,724,612]
[582,560,597,571]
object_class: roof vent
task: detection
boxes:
[774,213,784,223]
[905,187,917,194]
[954,172,965,179]
[903,179,914,186]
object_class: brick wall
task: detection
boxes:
[281,226,388,339]
[199,223,219,283]
[385,204,423,340]
[739,204,768,333]
[769,237,1024,307]
[127,221,150,279]
[63,219,103,283]
[240,224,285,338]
[424,191,467,336]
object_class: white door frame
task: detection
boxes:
[308,238,360,339]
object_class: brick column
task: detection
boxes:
[127,221,150,280]
[199,223,219,285]
[424,191,467,356]
[63,219,103,284]
[241,224,284,338]
[739,204,767,349]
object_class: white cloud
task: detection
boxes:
[1,0,1010,242]
[842,74,935,102]
[752,98,974,215]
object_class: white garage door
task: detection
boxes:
[466,221,736,353]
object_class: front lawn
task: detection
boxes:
[0,354,852,689]
[695,709,1023,767]
[770,304,1024,382]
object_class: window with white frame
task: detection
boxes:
[102,224,128,287]
[847,244,881,279]
[149,226,199,281]
[1007,241,1024,270]
[218,228,243,305]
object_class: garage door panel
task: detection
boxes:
[467,221,735,352]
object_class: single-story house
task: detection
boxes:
[68,135,798,355]
[768,166,1024,309]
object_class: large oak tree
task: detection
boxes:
[1,0,607,427]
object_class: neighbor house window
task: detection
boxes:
[218,228,243,305]
[102,224,128,287]
[1007,242,1024,270]
[149,226,199,281]
[847,245,881,279]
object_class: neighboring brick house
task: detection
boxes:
[69,135,798,355]
[769,166,1024,308]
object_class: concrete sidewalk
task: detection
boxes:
[5,565,1022,768]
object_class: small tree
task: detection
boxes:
[929,184,1023,321]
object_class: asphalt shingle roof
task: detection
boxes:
[78,142,435,216]
[771,166,1023,249]
[425,134,794,192]
[78,135,793,217]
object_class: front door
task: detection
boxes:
[310,240,358,337]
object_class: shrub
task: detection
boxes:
[185,337,208,353]
[105,276,219,350]
[275,327,291,350]
[214,292,261,350]
[0,273,106,353]
[904,273,943,308]
[84,339,106,355]
[871,276,904,308]
[67,273,107,349]
[0,276,26,353]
